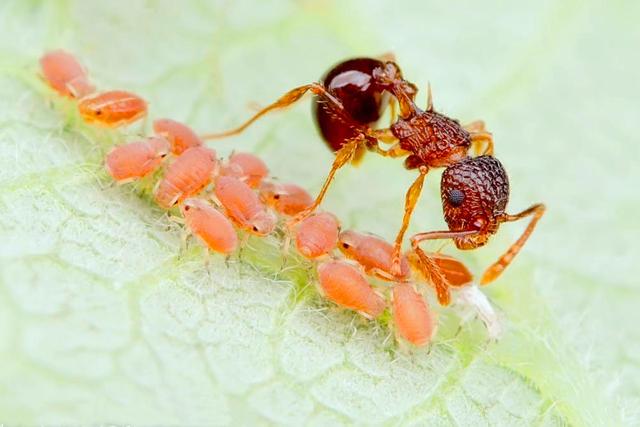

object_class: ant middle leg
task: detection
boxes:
[201,83,352,140]
[464,121,494,156]
[480,203,546,285]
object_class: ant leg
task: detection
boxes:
[201,83,351,140]
[410,230,477,305]
[470,131,494,156]
[369,128,398,145]
[372,142,409,158]
[288,135,366,226]
[390,166,428,276]
[480,203,546,285]
[388,99,398,127]
[463,120,486,133]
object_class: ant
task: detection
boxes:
[201,57,545,304]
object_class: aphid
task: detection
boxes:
[294,212,340,259]
[105,136,170,183]
[259,181,313,216]
[392,282,436,346]
[39,49,94,98]
[155,146,218,209]
[406,250,473,306]
[220,152,269,189]
[180,198,238,254]
[199,57,496,276]
[338,230,410,281]
[78,90,147,127]
[316,260,386,319]
[409,155,545,305]
[153,118,203,155]
[213,175,276,236]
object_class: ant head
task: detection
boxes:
[440,156,510,250]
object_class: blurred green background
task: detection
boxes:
[0,0,638,425]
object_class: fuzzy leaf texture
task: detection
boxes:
[0,1,638,425]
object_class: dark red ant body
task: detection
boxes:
[201,57,545,305]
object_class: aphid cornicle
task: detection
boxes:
[78,90,147,127]
[259,182,313,216]
[105,136,170,183]
[39,49,94,98]
[213,175,276,236]
[181,198,238,255]
[153,118,203,155]
[317,260,386,319]
[155,146,218,209]
[295,212,340,259]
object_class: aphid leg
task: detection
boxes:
[409,230,477,305]
[390,166,428,276]
[463,120,486,133]
[469,131,494,156]
[288,136,365,226]
[480,203,546,285]
[201,83,352,140]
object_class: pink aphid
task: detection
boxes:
[317,261,386,319]
[260,182,313,216]
[295,212,340,259]
[214,175,276,236]
[105,136,170,183]
[220,152,269,189]
[392,282,437,346]
[155,146,218,209]
[338,230,411,281]
[180,198,238,254]
[78,90,147,127]
[153,118,203,155]
[39,49,94,98]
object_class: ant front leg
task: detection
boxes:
[480,203,546,285]
[390,166,428,277]
[201,83,352,140]
[464,120,494,156]
[410,230,477,306]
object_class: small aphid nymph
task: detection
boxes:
[181,198,238,254]
[155,146,218,208]
[153,118,203,155]
[295,212,340,259]
[105,136,170,183]
[78,90,147,127]
[338,230,410,281]
[392,282,436,346]
[259,182,313,216]
[220,152,269,189]
[39,49,94,98]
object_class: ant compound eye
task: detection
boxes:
[448,189,464,207]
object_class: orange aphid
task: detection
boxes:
[316,261,386,319]
[220,152,269,189]
[180,198,238,254]
[155,146,218,209]
[153,118,203,155]
[78,90,147,127]
[295,212,340,259]
[39,49,94,98]
[392,282,437,346]
[406,251,473,306]
[105,136,170,183]
[214,175,276,236]
[338,230,411,281]
[259,181,313,216]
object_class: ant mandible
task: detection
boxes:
[201,57,545,302]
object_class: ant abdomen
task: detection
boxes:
[313,57,390,152]
[441,156,510,249]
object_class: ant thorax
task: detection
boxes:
[391,109,472,168]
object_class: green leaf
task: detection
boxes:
[0,0,637,425]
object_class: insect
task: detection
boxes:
[153,118,203,155]
[338,230,411,281]
[316,260,386,319]
[213,175,277,236]
[409,155,546,305]
[155,146,218,208]
[259,182,313,216]
[39,49,94,98]
[392,282,436,347]
[180,198,238,254]
[294,212,340,259]
[199,57,495,274]
[105,136,170,183]
[78,90,147,127]
[220,152,269,189]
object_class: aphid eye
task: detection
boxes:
[95,110,102,115]
[184,205,190,211]
[448,189,464,207]
[342,242,350,249]
[160,153,168,158]
[252,226,259,232]
[273,194,281,200]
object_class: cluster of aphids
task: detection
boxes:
[39,51,546,348]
